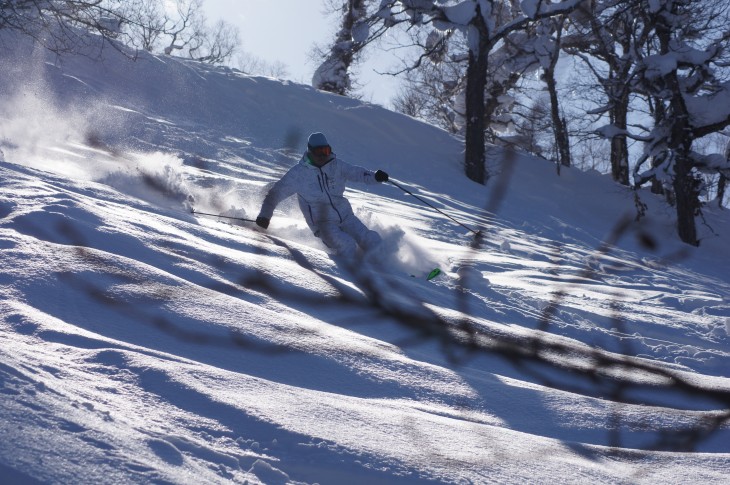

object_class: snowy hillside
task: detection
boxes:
[2,32,730,484]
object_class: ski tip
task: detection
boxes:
[426,268,442,281]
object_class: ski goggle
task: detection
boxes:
[309,145,332,156]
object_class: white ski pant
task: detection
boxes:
[317,214,381,259]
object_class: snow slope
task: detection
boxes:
[1,32,730,484]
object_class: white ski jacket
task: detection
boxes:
[258,152,379,233]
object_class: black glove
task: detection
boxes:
[374,170,389,183]
[256,216,270,229]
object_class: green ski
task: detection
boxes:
[409,268,442,280]
[426,268,442,281]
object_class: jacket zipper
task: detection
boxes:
[318,168,343,223]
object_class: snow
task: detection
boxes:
[686,81,730,130]
[2,29,730,484]
[443,2,477,25]
[351,22,370,44]
[520,0,539,19]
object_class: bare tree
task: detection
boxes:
[394,15,569,165]
[187,18,239,64]
[0,0,134,56]
[511,96,553,160]
[159,0,204,56]
[564,0,654,186]
[391,30,465,134]
[235,52,290,79]
[119,0,240,65]
[118,0,166,52]
[500,13,573,169]
[362,0,587,184]
[632,0,730,245]
[537,15,571,169]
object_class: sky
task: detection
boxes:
[2,22,730,483]
[203,0,403,106]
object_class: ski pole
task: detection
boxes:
[389,180,481,237]
[191,209,256,224]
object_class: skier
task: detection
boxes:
[256,132,389,259]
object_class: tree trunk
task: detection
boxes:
[721,143,730,207]
[544,17,570,169]
[657,13,699,245]
[648,98,667,195]
[610,96,630,185]
[463,3,490,185]
[667,94,698,245]
[464,53,487,184]
[546,69,570,168]
[717,173,727,208]
[673,155,700,245]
